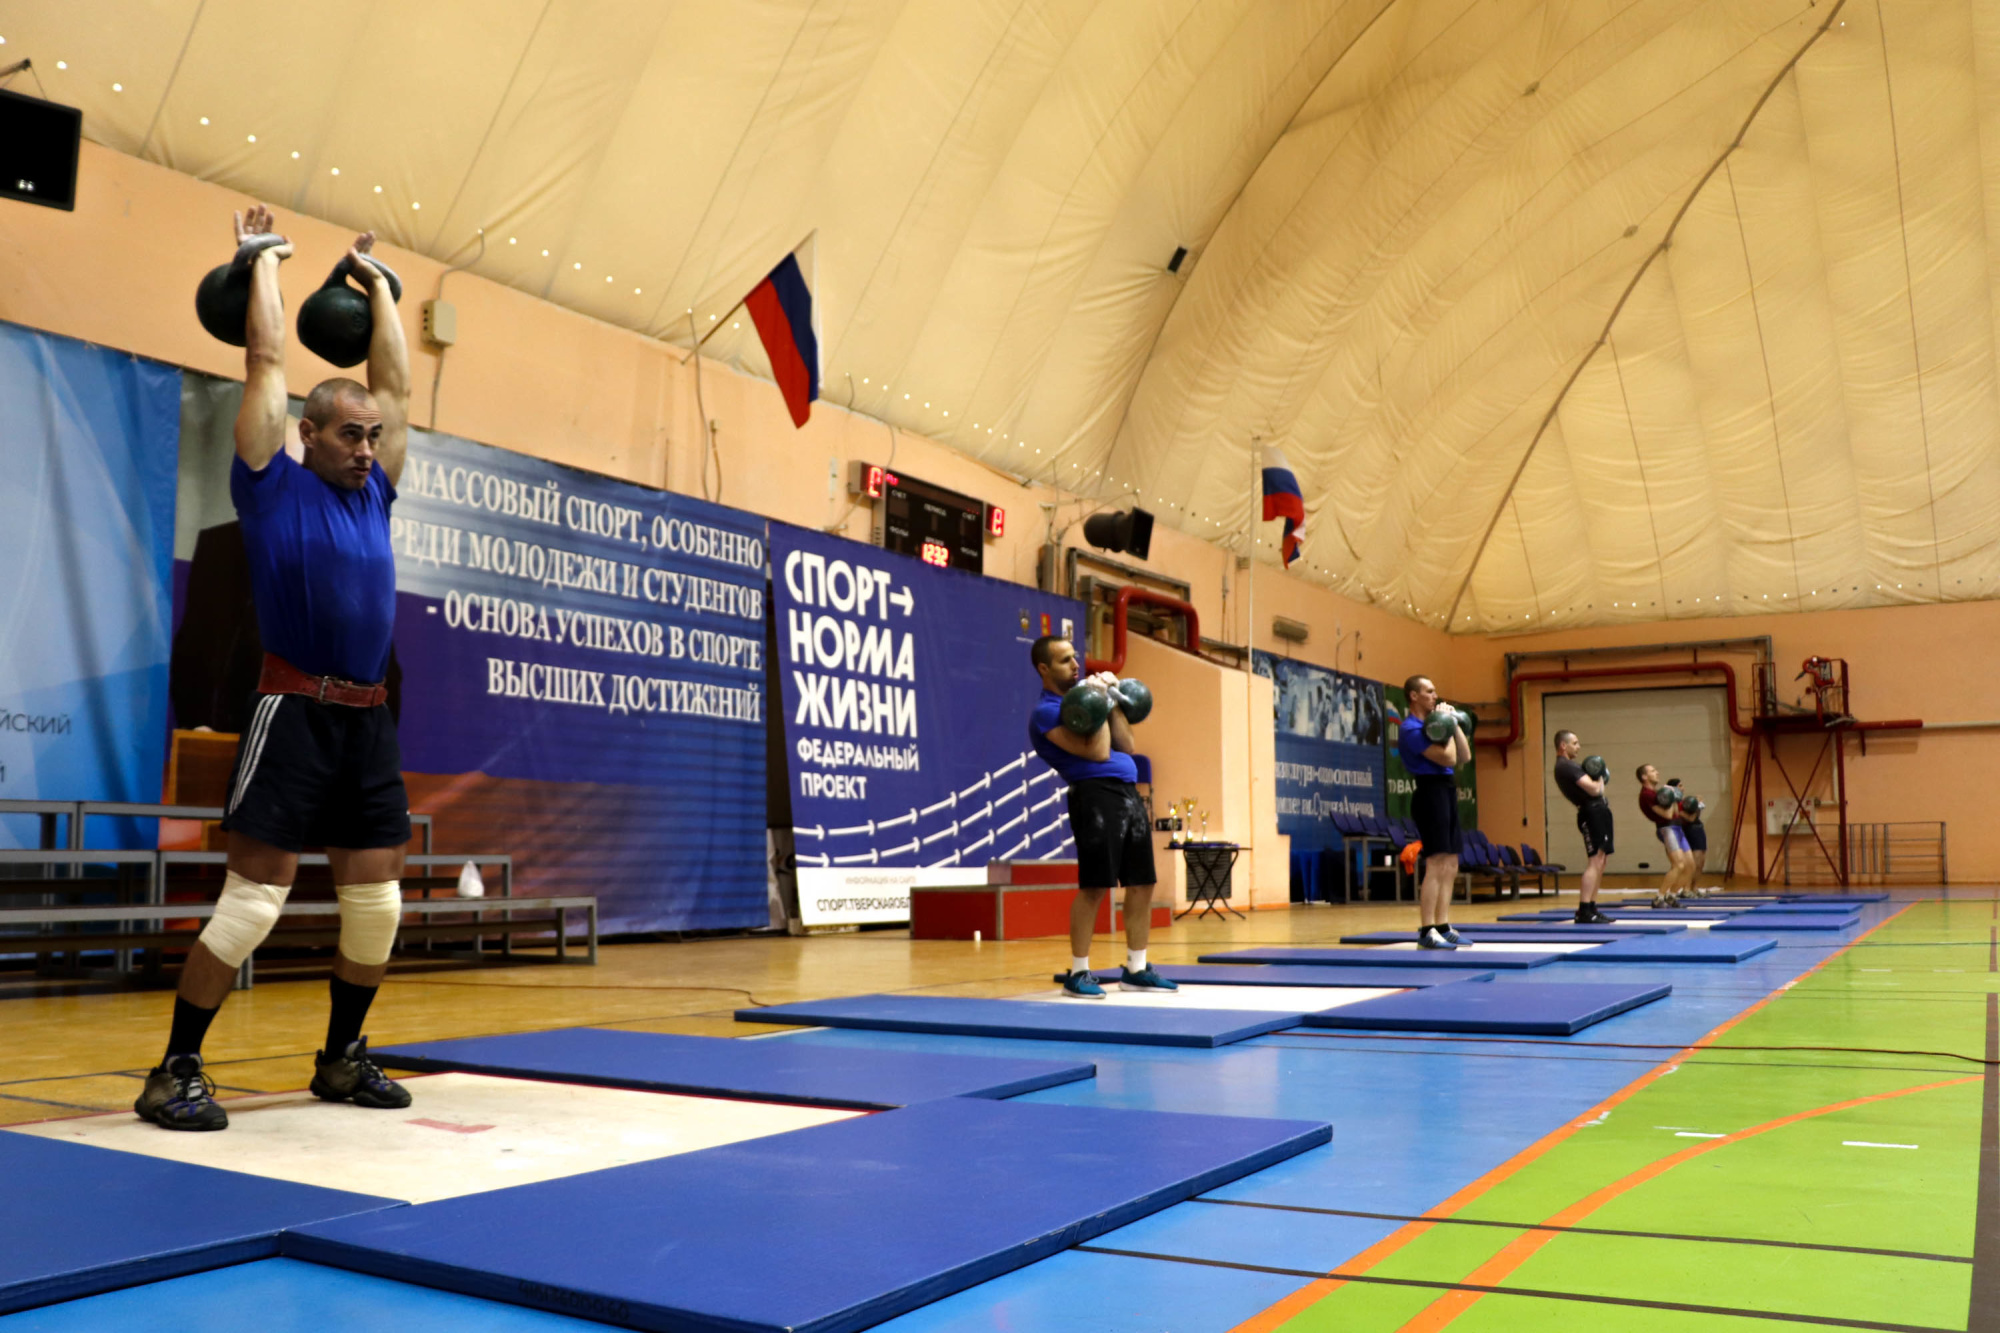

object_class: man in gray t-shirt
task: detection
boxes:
[1553,730,1613,925]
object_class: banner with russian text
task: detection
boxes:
[386,431,770,932]
[1252,652,1387,851]
[767,523,1083,923]
[0,322,180,851]
[167,381,769,934]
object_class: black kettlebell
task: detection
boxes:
[297,254,403,367]
[193,234,290,346]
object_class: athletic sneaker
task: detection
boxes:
[1582,905,1616,925]
[1061,969,1108,1000]
[1416,926,1457,950]
[1119,965,1180,993]
[1437,924,1463,946]
[134,1053,228,1131]
[309,1037,413,1109]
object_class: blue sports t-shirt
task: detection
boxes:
[1029,689,1138,785]
[1398,713,1453,777]
[231,452,398,683]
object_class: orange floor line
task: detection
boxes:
[1394,1073,1980,1332]
[1224,903,1914,1333]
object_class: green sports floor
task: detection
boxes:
[1228,895,1998,1333]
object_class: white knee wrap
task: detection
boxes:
[336,880,403,965]
[197,872,291,968]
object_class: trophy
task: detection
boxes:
[1198,809,1209,842]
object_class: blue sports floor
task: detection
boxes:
[8,892,1988,1332]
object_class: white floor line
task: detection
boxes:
[1017,985,1404,1011]
[1369,940,1599,954]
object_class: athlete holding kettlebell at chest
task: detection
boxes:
[1399,676,1468,949]
[1028,636,1175,999]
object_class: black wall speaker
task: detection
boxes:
[0,86,82,211]
[1082,507,1155,562]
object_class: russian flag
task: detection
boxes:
[744,243,819,429]
[1261,445,1307,567]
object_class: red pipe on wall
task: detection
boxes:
[1474,661,1755,763]
[1084,586,1203,676]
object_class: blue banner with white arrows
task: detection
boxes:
[768,523,1084,922]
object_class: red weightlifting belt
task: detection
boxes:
[258,653,387,708]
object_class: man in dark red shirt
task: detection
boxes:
[1636,763,1695,907]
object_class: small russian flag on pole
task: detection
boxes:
[1260,445,1307,568]
[744,239,819,429]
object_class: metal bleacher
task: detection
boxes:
[0,799,595,988]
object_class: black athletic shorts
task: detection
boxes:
[219,692,412,853]
[1410,774,1462,860]
[1577,799,1614,857]
[1684,821,1707,854]
[1067,779,1155,889]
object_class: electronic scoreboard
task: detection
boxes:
[851,463,998,575]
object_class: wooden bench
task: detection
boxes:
[0,894,597,988]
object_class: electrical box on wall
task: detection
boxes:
[422,299,458,347]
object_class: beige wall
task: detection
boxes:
[1124,636,1287,908]
[1,142,1456,677]
[28,144,1984,885]
[2,142,1440,890]
[1454,601,2000,883]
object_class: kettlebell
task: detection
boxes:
[1112,678,1153,725]
[297,254,403,367]
[1060,682,1113,735]
[1653,785,1683,809]
[193,234,291,346]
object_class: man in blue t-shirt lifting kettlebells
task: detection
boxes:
[1028,635,1179,999]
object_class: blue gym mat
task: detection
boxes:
[1551,933,1778,963]
[283,1097,1332,1333]
[0,1134,396,1315]
[1302,980,1673,1035]
[371,1028,1093,1109]
[738,994,1305,1047]
[1,1259,614,1332]
[1150,963,1496,988]
[1200,947,1560,970]
[1788,893,1890,902]
[1712,912,1858,932]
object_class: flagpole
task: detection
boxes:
[1245,435,1260,905]
[691,295,751,351]
[681,231,817,358]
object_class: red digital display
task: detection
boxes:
[919,537,952,568]
[986,504,1005,538]
[859,464,900,500]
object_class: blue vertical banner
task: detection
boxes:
[0,323,180,848]
[1252,652,1387,851]
[768,523,1083,922]
[387,430,769,932]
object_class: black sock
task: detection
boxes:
[324,975,378,1056]
[166,995,219,1064]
